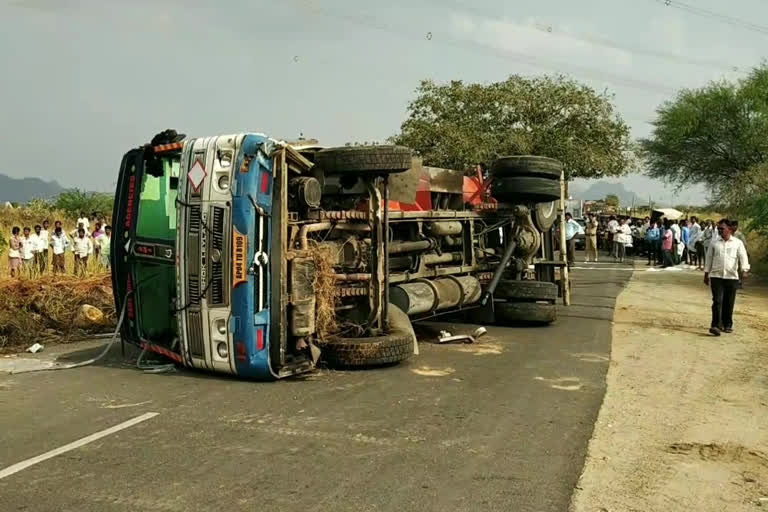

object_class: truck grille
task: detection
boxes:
[208,206,227,306]
[186,310,204,358]
[187,275,201,306]
[188,205,201,233]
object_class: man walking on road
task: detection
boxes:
[704,219,750,336]
[564,212,581,266]
[645,220,660,266]
[584,212,599,262]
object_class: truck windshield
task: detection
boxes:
[137,157,179,240]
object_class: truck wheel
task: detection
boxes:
[495,302,557,325]
[321,331,414,368]
[490,156,563,179]
[315,145,413,174]
[533,201,558,231]
[494,280,558,301]
[491,176,561,203]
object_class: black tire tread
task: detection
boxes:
[492,176,561,203]
[491,156,563,179]
[316,145,413,174]
[495,301,557,324]
[494,280,558,301]
[321,331,413,368]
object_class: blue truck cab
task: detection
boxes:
[113,132,315,379]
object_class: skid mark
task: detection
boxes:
[666,442,768,466]
[534,376,583,391]
[411,366,456,377]
[572,352,609,363]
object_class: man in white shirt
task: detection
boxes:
[615,218,632,263]
[607,216,619,258]
[77,211,90,232]
[704,219,750,336]
[670,219,682,264]
[50,225,69,275]
[687,216,702,268]
[33,224,47,274]
[21,226,37,277]
[72,227,93,277]
[38,220,50,273]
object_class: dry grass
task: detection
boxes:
[310,243,339,341]
[0,273,115,351]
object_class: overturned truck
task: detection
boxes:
[112,132,566,379]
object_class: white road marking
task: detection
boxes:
[0,412,159,480]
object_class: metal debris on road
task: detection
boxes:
[437,327,488,344]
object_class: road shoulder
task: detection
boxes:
[570,266,768,511]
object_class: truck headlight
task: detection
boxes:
[216,342,228,358]
[218,174,230,191]
[215,318,228,336]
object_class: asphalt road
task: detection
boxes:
[0,264,631,512]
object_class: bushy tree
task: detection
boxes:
[391,75,635,179]
[604,194,620,207]
[54,189,114,219]
[641,64,768,208]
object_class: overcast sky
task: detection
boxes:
[2,0,766,204]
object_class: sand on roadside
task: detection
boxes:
[570,265,768,512]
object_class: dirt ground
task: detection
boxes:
[571,264,768,511]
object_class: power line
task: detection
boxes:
[443,0,746,73]
[649,0,768,36]
[292,0,680,96]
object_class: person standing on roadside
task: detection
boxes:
[21,227,36,277]
[645,220,660,266]
[73,227,92,277]
[704,219,750,336]
[100,225,112,269]
[584,212,599,263]
[564,212,581,267]
[38,220,50,273]
[681,219,691,264]
[50,225,69,275]
[615,218,632,263]
[607,215,619,257]
[33,225,46,274]
[670,219,682,265]
[8,226,22,278]
[688,216,701,268]
[77,211,90,232]
[661,220,675,267]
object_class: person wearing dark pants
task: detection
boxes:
[704,219,750,336]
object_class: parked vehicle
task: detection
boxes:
[112,131,566,379]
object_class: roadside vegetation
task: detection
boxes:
[0,196,115,351]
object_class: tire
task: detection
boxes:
[494,280,558,301]
[315,145,413,174]
[321,331,413,368]
[533,201,558,231]
[491,176,561,203]
[495,302,557,325]
[491,156,563,179]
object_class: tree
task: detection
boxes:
[640,64,768,208]
[54,189,114,219]
[604,194,620,207]
[391,75,635,179]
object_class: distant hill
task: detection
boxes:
[0,174,64,203]
[571,181,639,207]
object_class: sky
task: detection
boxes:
[1,0,767,204]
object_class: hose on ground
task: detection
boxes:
[10,296,129,375]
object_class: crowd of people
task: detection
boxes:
[6,212,112,278]
[573,212,751,337]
